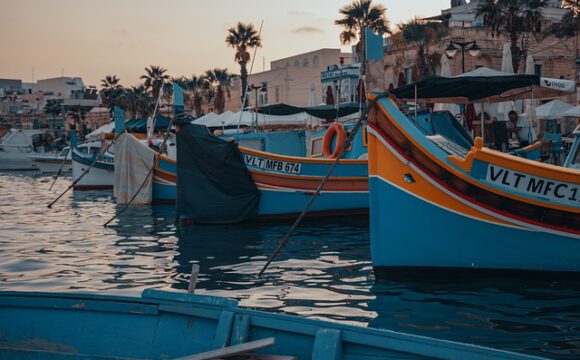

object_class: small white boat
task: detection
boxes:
[29,147,72,173]
[72,141,115,190]
[0,129,64,170]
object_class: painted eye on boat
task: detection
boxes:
[404,173,415,184]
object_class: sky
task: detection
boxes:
[0,0,449,87]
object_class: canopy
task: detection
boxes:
[255,102,363,120]
[391,67,575,104]
[563,105,580,117]
[534,100,575,119]
[86,121,114,139]
[192,110,307,127]
[125,115,171,133]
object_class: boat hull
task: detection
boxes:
[72,150,114,190]
[30,157,72,173]
[0,152,37,171]
[367,94,580,275]
[0,289,542,360]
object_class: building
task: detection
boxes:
[383,0,578,105]
[320,63,362,105]
[0,79,23,95]
[248,49,353,107]
[36,77,85,98]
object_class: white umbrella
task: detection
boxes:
[563,105,580,117]
[534,100,574,119]
[497,43,514,120]
[435,56,460,115]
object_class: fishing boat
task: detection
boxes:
[0,128,65,170]
[71,140,115,190]
[29,146,72,173]
[564,124,579,170]
[365,72,579,277]
[0,288,543,359]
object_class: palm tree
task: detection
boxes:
[335,0,390,74]
[43,99,63,128]
[398,19,448,81]
[99,75,123,113]
[204,68,233,114]
[476,0,547,73]
[226,22,262,104]
[140,65,170,101]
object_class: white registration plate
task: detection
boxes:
[244,154,302,175]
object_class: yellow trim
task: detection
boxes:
[249,169,366,181]
[371,95,579,213]
[240,146,367,164]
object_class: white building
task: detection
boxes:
[36,77,85,98]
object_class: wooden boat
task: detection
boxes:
[0,288,543,359]
[366,72,580,277]
[29,147,72,173]
[71,141,115,190]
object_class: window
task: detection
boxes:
[534,64,542,76]
[313,56,320,68]
[294,60,300,67]
[303,58,310,67]
[275,87,280,103]
[310,137,323,157]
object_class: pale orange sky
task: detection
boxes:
[0,0,449,87]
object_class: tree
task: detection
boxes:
[398,19,448,81]
[43,99,64,128]
[99,75,123,114]
[476,0,547,73]
[226,22,262,105]
[335,0,391,74]
[204,68,233,114]
[140,65,170,101]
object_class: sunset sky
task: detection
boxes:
[0,0,449,87]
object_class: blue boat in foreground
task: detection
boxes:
[0,289,543,359]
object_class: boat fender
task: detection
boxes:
[322,123,346,159]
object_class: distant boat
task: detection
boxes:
[0,129,65,171]
[71,140,115,190]
[29,146,72,173]
[0,288,543,360]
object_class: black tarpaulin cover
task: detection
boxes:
[255,102,364,119]
[176,124,260,224]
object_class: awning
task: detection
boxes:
[391,67,575,104]
[125,115,171,133]
[255,102,364,120]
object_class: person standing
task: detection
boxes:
[507,110,537,147]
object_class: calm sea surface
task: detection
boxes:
[0,172,578,359]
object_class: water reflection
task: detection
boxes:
[0,172,579,359]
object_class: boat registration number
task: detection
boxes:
[486,164,579,206]
[244,154,302,175]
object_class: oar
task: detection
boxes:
[47,137,117,208]
[48,149,70,191]
[258,92,389,277]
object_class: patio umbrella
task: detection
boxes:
[564,105,580,117]
[523,54,536,121]
[535,100,574,119]
[497,43,515,120]
[434,56,460,115]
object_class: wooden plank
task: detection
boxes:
[312,328,342,360]
[172,337,275,360]
[213,311,235,349]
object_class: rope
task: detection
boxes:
[257,92,389,278]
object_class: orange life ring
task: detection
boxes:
[322,123,346,159]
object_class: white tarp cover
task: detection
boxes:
[564,105,580,117]
[114,133,155,205]
[192,111,307,127]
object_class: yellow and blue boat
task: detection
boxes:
[366,74,579,277]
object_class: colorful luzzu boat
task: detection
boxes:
[366,73,579,277]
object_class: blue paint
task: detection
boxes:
[0,289,544,360]
[369,176,580,272]
[173,83,184,115]
[470,159,488,179]
[365,28,384,61]
[114,106,125,135]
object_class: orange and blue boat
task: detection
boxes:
[366,74,579,278]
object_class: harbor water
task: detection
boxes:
[0,172,578,359]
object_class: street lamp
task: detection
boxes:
[445,40,481,73]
